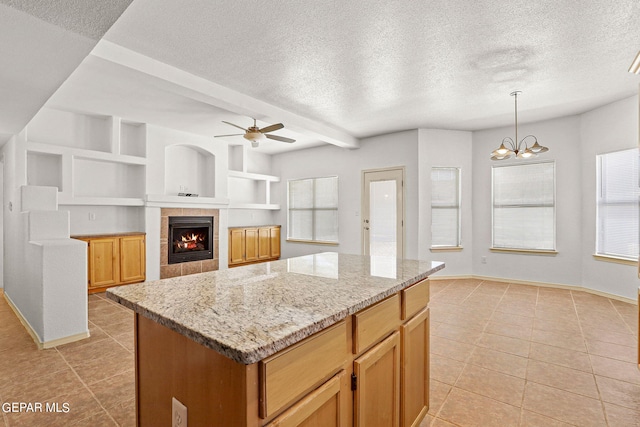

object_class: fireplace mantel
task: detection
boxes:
[146,194,229,209]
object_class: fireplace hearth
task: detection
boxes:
[168,216,213,264]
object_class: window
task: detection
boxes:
[287,176,339,243]
[492,162,555,251]
[596,148,639,260]
[431,167,461,247]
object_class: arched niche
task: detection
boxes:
[164,144,216,197]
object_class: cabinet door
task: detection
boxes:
[89,238,119,288]
[400,308,429,427]
[270,226,281,259]
[120,235,146,283]
[266,371,348,427]
[229,229,245,265]
[258,227,272,260]
[354,331,400,427]
[245,228,259,262]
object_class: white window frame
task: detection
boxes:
[287,176,339,244]
[491,161,557,253]
[595,148,639,263]
[430,167,462,249]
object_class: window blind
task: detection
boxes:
[288,176,339,243]
[492,162,555,250]
[431,167,461,247]
[596,148,639,260]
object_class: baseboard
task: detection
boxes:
[3,292,90,349]
[429,274,638,305]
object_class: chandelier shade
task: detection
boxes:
[490,91,548,161]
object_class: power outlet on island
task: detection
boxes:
[172,397,187,427]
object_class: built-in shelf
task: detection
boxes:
[58,195,146,206]
[228,170,280,182]
[228,203,281,210]
[145,194,230,208]
[27,142,147,165]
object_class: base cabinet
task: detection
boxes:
[266,371,348,427]
[401,308,429,427]
[134,278,430,427]
[75,233,146,293]
[354,332,401,427]
[229,226,281,267]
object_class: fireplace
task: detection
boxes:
[168,216,214,264]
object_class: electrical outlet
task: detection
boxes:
[172,397,187,427]
[481,256,487,264]
[88,212,96,221]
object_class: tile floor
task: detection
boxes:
[0,292,135,426]
[0,279,637,426]
[423,279,639,427]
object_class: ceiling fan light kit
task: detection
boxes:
[214,118,295,148]
[629,50,640,74]
[490,91,549,161]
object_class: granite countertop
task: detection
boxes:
[107,252,444,364]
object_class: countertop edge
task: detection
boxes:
[107,261,445,364]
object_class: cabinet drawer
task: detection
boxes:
[353,293,401,354]
[260,321,348,419]
[402,279,429,320]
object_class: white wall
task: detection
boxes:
[418,129,474,276]
[61,205,145,235]
[580,96,638,299]
[146,125,228,198]
[471,115,584,287]
[272,130,420,259]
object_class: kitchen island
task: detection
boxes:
[108,252,444,427]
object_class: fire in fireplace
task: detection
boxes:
[168,216,214,264]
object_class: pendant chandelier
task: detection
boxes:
[491,91,548,161]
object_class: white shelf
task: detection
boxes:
[228,170,280,182]
[27,141,147,165]
[145,194,230,208]
[228,203,281,210]
[58,195,145,206]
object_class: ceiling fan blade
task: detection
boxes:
[214,133,244,138]
[222,121,248,131]
[266,134,295,143]
[259,123,284,133]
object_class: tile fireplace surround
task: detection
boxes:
[160,208,220,279]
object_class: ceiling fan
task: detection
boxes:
[215,118,296,148]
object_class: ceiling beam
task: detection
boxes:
[91,40,359,149]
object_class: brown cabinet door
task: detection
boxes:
[229,229,245,265]
[265,371,348,427]
[89,238,119,288]
[400,308,429,427]
[245,228,259,262]
[258,227,272,260]
[120,235,146,283]
[354,331,400,427]
[270,226,281,259]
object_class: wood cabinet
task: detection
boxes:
[266,371,348,427]
[74,233,146,293]
[401,308,429,427]
[134,278,430,427]
[354,331,401,427]
[229,226,281,267]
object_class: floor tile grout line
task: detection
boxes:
[54,346,120,426]
[607,295,637,336]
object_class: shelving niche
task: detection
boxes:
[26,108,147,207]
[227,145,280,210]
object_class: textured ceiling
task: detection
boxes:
[0,0,132,142]
[100,0,640,138]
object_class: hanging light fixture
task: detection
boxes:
[491,91,548,161]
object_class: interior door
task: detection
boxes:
[362,167,404,258]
